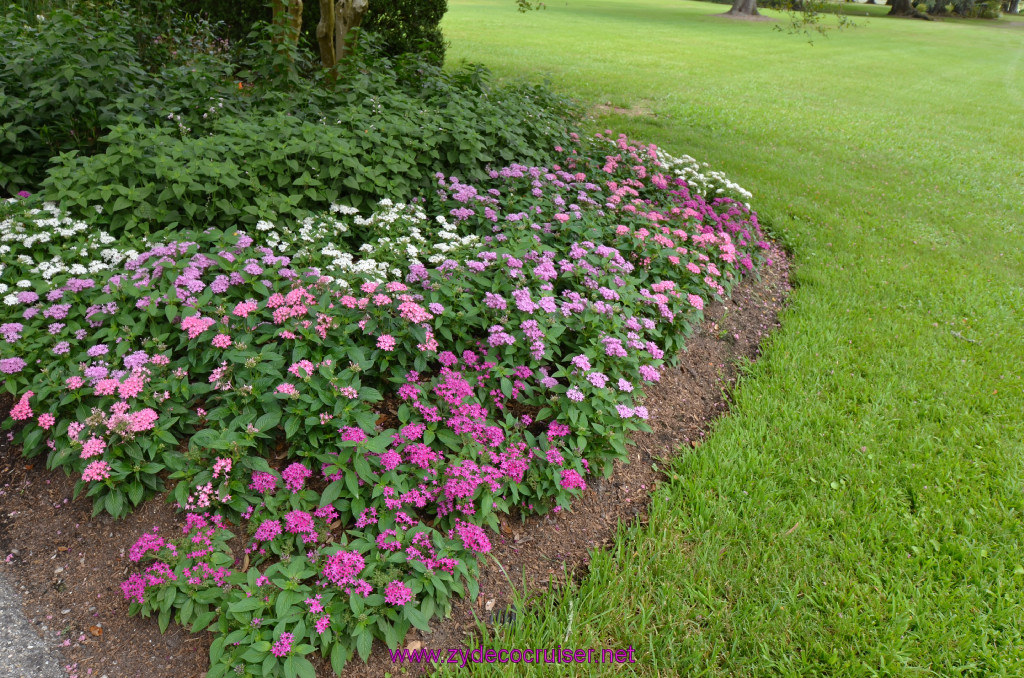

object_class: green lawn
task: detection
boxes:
[440,2,1024,675]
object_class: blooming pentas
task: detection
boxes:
[7,129,768,673]
[9,391,32,420]
[282,463,311,492]
[271,632,293,657]
[321,550,366,587]
[384,580,413,606]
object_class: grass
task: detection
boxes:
[438,2,1024,675]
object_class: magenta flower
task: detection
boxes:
[377,334,396,351]
[315,615,331,634]
[121,574,146,604]
[322,550,366,586]
[384,580,413,606]
[560,469,587,491]
[249,472,278,494]
[254,519,282,542]
[271,632,293,658]
[281,462,311,492]
[284,510,315,535]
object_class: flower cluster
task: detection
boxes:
[4,132,767,675]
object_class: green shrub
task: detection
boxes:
[39,45,580,236]
[921,0,1002,15]
[0,3,152,194]
[352,0,448,62]
[164,0,448,62]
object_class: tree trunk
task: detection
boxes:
[335,0,369,62]
[727,0,759,15]
[317,0,337,68]
[271,0,304,50]
[1008,0,1020,13]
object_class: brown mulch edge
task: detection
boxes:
[0,245,790,678]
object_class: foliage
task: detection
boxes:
[337,0,448,62]
[915,0,1002,16]
[1,130,766,674]
[166,0,450,61]
[0,3,152,194]
[37,37,580,237]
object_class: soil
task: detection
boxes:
[0,245,791,678]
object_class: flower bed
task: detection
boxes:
[1,131,767,677]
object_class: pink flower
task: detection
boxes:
[37,413,56,429]
[254,520,282,542]
[249,472,277,494]
[284,510,315,535]
[275,383,298,396]
[271,632,293,658]
[560,469,587,491]
[281,462,311,492]
[379,451,401,471]
[455,521,491,554]
[322,550,365,586]
[377,334,396,351]
[180,315,215,339]
[128,408,158,432]
[384,580,413,606]
[211,334,232,348]
[288,360,316,379]
[9,391,33,420]
[118,375,146,399]
[80,436,106,459]
[687,294,704,310]
[315,615,331,634]
[232,300,259,318]
[121,574,145,604]
[82,460,111,482]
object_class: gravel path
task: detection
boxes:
[0,571,64,678]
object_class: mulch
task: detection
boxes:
[0,245,791,678]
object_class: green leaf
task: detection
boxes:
[254,410,282,432]
[104,490,124,517]
[356,629,372,662]
[320,480,344,507]
[228,597,263,613]
[353,455,374,482]
[284,416,300,439]
[404,605,432,632]
[330,642,347,674]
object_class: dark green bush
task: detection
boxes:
[0,3,152,194]
[165,0,448,62]
[39,41,580,235]
[352,0,448,62]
